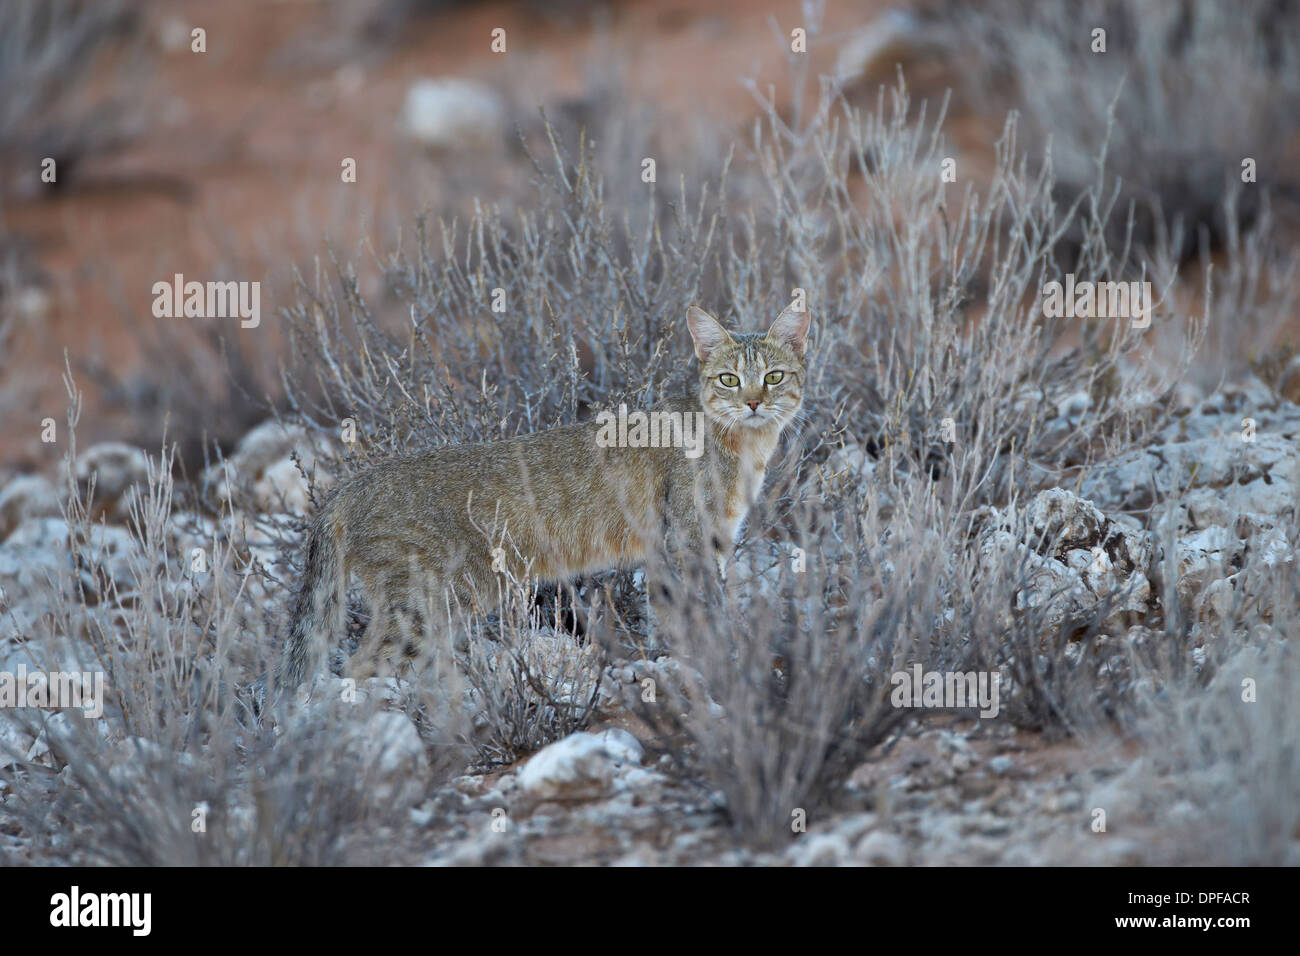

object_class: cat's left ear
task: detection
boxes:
[765,305,812,357]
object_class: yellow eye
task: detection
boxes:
[764,370,784,385]
[718,373,740,388]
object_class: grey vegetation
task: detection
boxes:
[0,0,1297,865]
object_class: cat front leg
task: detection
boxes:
[640,567,672,654]
[661,515,727,611]
[637,518,699,653]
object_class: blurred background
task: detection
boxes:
[2,0,1298,477]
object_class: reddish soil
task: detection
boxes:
[2,0,904,471]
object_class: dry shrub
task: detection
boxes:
[1,369,466,865]
[6,13,1297,859]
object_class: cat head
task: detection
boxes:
[686,304,812,433]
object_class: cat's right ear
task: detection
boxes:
[686,306,733,362]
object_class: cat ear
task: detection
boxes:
[765,305,812,357]
[686,306,733,362]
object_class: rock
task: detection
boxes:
[1098,837,1148,866]
[0,475,60,542]
[1175,526,1238,605]
[989,755,1015,775]
[203,419,326,511]
[232,419,312,474]
[517,729,644,803]
[0,713,40,768]
[0,520,67,619]
[252,457,313,513]
[1251,525,1293,568]
[400,78,506,151]
[74,443,150,522]
[1057,389,1091,420]
[790,831,850,866]
[934,730,976,774]
[291,674,407,716]
[0,638,99,679]
[1195,576,1237,623]
[855,829,909,866]
[1,520,148,607]
[166,512,223,572]
[801,441,889,521]
[0,517,116,634]
[976,489,1154,629]
[1040,391,1092,445]
[3,516,68,552]
[619,655,723,721]
[452,775,487,797]
[0,604,41,645]
[30,711,113,767]
[78,524,144,599]
[1190,522,1291,624]
[283,678,430,804]
[1184,487,1234,529]
[352,710,428,787]
[824,442,876,479]
[100,737,200,790]
[1025,488,1107,552]
[225,509,302,576]
[1079,387,1300,523]
[788,812,880,866]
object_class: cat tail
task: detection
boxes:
[279,505,347,691]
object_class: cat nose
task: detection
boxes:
[746,399,761,411]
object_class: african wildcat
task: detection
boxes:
[281,304,812,686]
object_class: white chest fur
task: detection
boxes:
[725,429,779,544]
